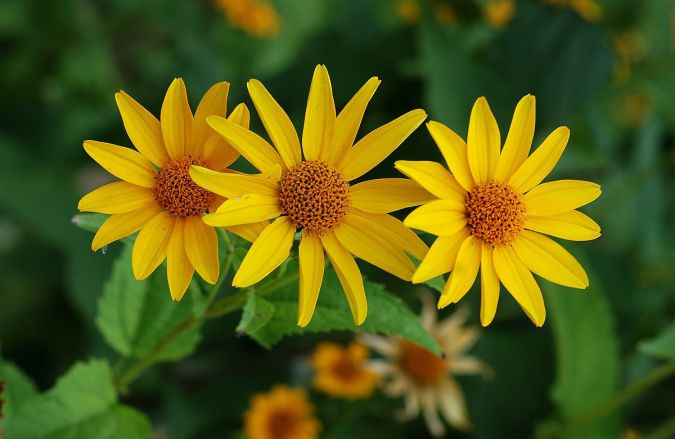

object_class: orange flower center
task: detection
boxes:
[399,340,447,386]
[278,160,350,233]
[330,356,363,382]
[465,182,526,246]
[267,409,298,439]
[155,156,215,217]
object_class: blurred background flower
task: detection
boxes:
[310,341,378,400]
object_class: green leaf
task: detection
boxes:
[96,243,201,362]
[640,321,675,361]
[71,213,107,234]
[236,292,275,335]
[0,360,38,417]
[3,360,151,439]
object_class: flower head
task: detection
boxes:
[190,65,431,326]
[360,293,491,437]
[398,95,601,326]
[311,341,378,400]
[79,79,264,300]
[244,385,321,439]
[215,0,280,38]
[484,0,516,29]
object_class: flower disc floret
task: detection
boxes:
[155,156,215,217]
[465,181,526,246]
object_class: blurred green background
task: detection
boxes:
[0,0,674,437]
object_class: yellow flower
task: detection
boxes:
[190,65,430,327]
[395,0,421,24]
[79,79,264,300]
[398,95,601,326]
[311,341,378,399]
[484,0,516,29]
[244,385,321,439]
[215,0,280,38]
[359,293,491,437]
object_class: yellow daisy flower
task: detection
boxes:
[397,95,601,326]
[215,0,280,38]
[79,79,263,300]
[244,385,321,439]
[484,0,516,30]
[310,341,378,400]
[360,293,491,437]
[190,65,431,326]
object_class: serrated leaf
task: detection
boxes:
[0,360,38,417]
[3,360,151,439]
[236,292,275,335]
[639,321,675,360]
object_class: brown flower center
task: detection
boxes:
[399,340,447,386]
[330,357,363,382]
[278,160,350,233]
[267,410,298,439]
[465,181,526,246]
[155,156,215,217]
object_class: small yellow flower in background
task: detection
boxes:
[244,385,321,439]
[395,0,422,24]
[215,0,280,38]
[434,3,456,24]
[311,341,378,400]
[190,65,431,327]
[484,0,516,29]
[360,293,491,437]
[398,95,601,326]
[543,0,602,22]
[79,79,264,300]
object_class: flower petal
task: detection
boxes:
[203,193,281,227]
[437,380,471,431]
[167,221,194,301]
[494,95,536,182]
[78,181,156,214]
[232,217,295,287]
[509,126,570,193]
[189,165,278,198]
[184,216,219,284]
[395,160,466,202]
[303,65,336,161]
[224,221,268,243]
[83,140,158,188]
[247,79,301,168]
[91,203,163,251]
[525,180,601,216]
[132,211,175,280]
[298,231,325,327]
[161,78,193,160]
[525,210,601,241]
[426,121,474,192]
[479,243,500,326]
[412,230,468,284]
[339,109,427,181]
[202,103,249,170]
[115,91,169,167]
[438,235,481,308]
[349,178,434,213]
[467,97,500,184]
[404,199,467,236]
[192,81,230,158]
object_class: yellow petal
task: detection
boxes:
[247,79,301,168]
[189,165,278,198]
[132,211,175,280]
[492,245,546,326]
[207,115,283,175]
[202,103,249,170]
[525,180,601,216]
[91,203,163,251]
[328,77,381,165]
[349,178,434,213]
[339,109,427,181]
[466,97,500,184]
[438,235,481,308]
[493,95,536,182]
[161,78,192,160]
[203,193,281,227]
[167,221,195,301]
[232,217,295,287]
[191,81,229,158]
[83,140,158,188]
[509,126,570,193]
[426,121,475,192]
[303,65,336,161]
[412,230,467,284]
[404,199,466,236]
[115,91,169,167]
[78,181,156,214]
[224,221,268,242]
[525,210,601,241]
[320,231,368,325]
[184,216,219,284]
[479,243,500,326]
[511,231,588,289]
[298,231,325,327]
[395,160,466,202]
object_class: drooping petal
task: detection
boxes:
[202,193,281,227]
[161,78,192,160]
[479,243,500,326]
[525,210,601,241]
[224,221,268,243]
[115,91,170,167]
[438,236,481,308]
[189,165,278,198]
[298,231,325,327]
[466,97,500,184]
[412,230,467,284]
[78,181,156,214]
[420,387,445,437]
[426,121,474,192]
[525,180,601,216]
[202,103,249,170]
[509,126,570,193]
[167,221,195,301]
[511,230,589,289]
[493,95,536,182]
[437,380,471,431]
[349,178,434,213]
[132,211,175,280]
[91,203,163,251]
[232,217,295,287]
[303,65,336,161]
[492,245,546,326]
[192,81,229,158]
[404,199,466,236]
[184,216,219,284]
[247,79,301,168]
[321,231,368,325]
[339,109,427,181]
[395,160,466,201]
[83,140,158,188]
